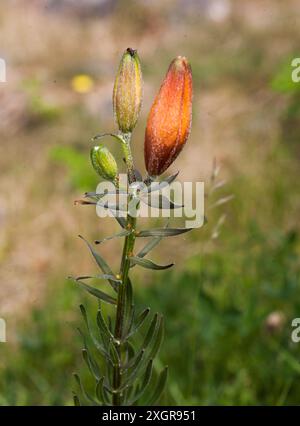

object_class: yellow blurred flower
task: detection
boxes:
[71,74,94,94]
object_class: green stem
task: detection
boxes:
[112,133,136,406]
[120,132,135,184]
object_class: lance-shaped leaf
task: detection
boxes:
[136,237,162,259]
[136,227,192,238]
[118,349,146,391]
[73,373,97,405]
[129,256,174,270]
[96,377,111,406]
[134,222,169,261]
[82,348,101,381]
[97,308,115,342]
[128,360,153,405]
[79,305,108,358]
[78,235,118,292]
[148,316,164,362]
[95,229,131,245]
[85,189,127,199]
[77,200,127,213]
[75,274,121,285]
[108,339,120,367]
[146,171,179,193]
[126,307,150,339]
[141,194,183,210]
[124,313,158,371]
[143,313,159,349]
[143,366,168,406]
[72,278,117,305]
[95,377,105,404]
[110,210,127,229]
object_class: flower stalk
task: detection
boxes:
[113,133,137,405]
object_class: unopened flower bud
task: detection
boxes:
[90,145,118,181]
[144,56,192,176]
[113,48,143,133]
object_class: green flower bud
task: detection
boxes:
[90,145,118,181]
[113,48,143,133]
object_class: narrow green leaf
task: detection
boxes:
[114,215,127,229]
[79,305,108,357]
[146,171,179,193]
[143,313,159,349]
[73,373,97,405]
[108,340,120,367]
[136,237,162,259]
[128,360,153,405]
[119,350,146,391]
[78,235,118,292]
[127,308,150,339]
[72,278,117,305]
[144,366,168,406]
[141,194,183,209]
[82,349,101,381]
[95,230,130,244]
[148,316,164,361]
[129,257,174,270]
[76,274,121,284]
[96,377,110,405]
[136,228,193,238]
[97,309,114,342]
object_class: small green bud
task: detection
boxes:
[113,48,143,133]
[90,145,118,181]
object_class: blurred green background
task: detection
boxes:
[0,0,300,405]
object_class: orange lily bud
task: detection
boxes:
[144,56,192,176]
[113,48,143,134]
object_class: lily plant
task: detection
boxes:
[71,48,194,406]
